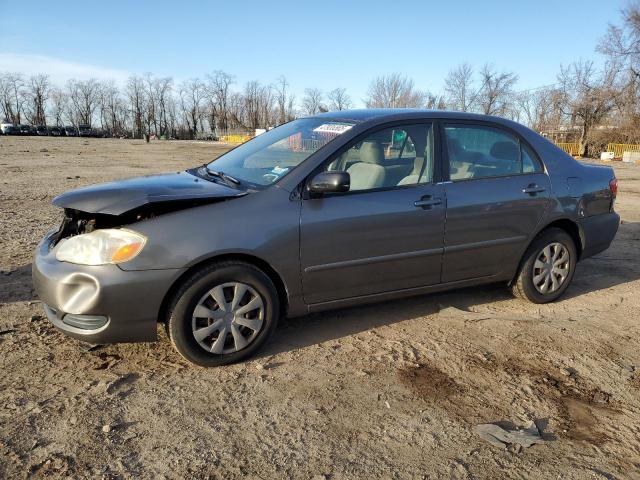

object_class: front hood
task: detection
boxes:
[52,170,247,215]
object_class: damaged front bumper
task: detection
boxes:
[32,230,185,344]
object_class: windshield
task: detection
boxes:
[206,118,355,188]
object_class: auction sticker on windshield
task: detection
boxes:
[312,123,354,135]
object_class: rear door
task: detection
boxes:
[441,122,550,283]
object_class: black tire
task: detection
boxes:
[166,261,279,367]
[511,228,577,303]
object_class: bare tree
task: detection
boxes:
[243,81,261,128]
[327,87,352,111]
[67,78,99,126]
[258,83,275,127]
[143,73,158,135]
[273,75,297,124]
[598,3,640,139]
[557,61,621,156]
[49,87,67,126]
[516,87,563,131]
[205,70,234,133]
[98,80,128,136]
[302,87,325,115]
[126,75,146,138]
[444,63,477,112]
[425,91,447,110]
[476,64,518,116]
[179,79,205,137]
[0,72,25,123]
[599,3,640,76]
[241,80,275,129]
[286,95,296,121]
[164,90,179,137]
[365,73,425,108]
[226,91,245,129]
[97,81,110,131]
[24,74,50,126]
[155,77,173,137]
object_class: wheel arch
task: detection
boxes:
[510,217,584,286]
[157,253,290,325]
[534,218,584,259]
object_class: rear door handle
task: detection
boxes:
[522,184,546,195]
[414,197,443,209]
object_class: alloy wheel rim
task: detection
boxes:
[532,242,570,294]
[192,282,265,354]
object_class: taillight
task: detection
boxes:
[609,178,618,198]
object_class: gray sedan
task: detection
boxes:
[32,110,620,366]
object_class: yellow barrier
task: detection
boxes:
[221,134,253,144]
[555,143,581,156]
[607,143,640,158]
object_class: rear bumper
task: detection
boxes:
[579,212,620,259]
[32,230,185,343]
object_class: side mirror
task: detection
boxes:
[308,171,350,194]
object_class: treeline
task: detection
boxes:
[0,68,525,139]
[2,5,640,155]
[0,72,301,140]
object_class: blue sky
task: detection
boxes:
[0,0,627,106]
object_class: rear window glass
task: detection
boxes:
[445,125,541,180]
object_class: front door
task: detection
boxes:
[440,122,551,283]
[300,122,445,305]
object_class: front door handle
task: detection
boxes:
[522,184,546,195]
[414,197,443,209]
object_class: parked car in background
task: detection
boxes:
[64,126,78,136]
[35,125,49,136]
[49,126,64,136]
[78,125,94,137]
[19,124,35,135]
[1,124,20,135]
[33,109,620,367]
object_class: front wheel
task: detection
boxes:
[511,228,577,303]
[166,261,279,367]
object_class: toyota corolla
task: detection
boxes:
[32,110,620,366]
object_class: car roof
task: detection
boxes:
[312,108,512,125]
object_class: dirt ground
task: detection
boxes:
[1,136,639,479]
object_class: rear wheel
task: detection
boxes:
[166,261,279,367]
[511,228,577,303]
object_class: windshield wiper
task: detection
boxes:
[202,165,241,187]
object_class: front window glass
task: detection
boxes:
[324,123,434,191]
[207,118,355,188]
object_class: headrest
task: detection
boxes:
[359,141,385,165]
[490,141,519,160]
